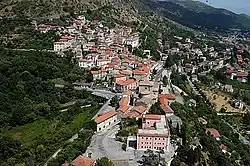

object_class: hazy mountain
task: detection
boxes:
[144,0,250,30]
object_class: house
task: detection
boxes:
[113,74,126,85]
[123,105,147,119]
[78,58,94,68]
[137,114,170,151]
[219,144,228,153]
[223,84,234,93]
[124,36,139,48]
[116,79,137,92]
[139,80,154,94]
[95,111,118,132]
[160,105,174,117]
[206,128,221,140]
[133,69,148,81]
[70,155,95,166]
[198,117,207,125]
[233,100,244,109]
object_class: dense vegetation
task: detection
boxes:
[170,98,250,165]
[0,48,102,165]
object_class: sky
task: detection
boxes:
[197,0,250,15]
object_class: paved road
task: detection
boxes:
[92,98,111,120]
[85,125,136,163]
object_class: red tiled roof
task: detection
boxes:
[62,163,69,166]
[160,105,174,114]
[132,105,147,114]
[143,114,161,120]
[120,97,130,106]
[113,73,126,78]
[71,155,94,166]
[95,111,117,124]
[123,89,132,96]
[139,80,154,86]
[133,70,146,75]
[159,94,169,107]
[123,111,141,118]
[117,105,130,113]
[219,144,228,151]
[116,79,136,86]
[206,128,221,137]
[236,71,248,77]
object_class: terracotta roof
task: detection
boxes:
[143,114,161,120]
[160,105,174,114]
[236,71,248,77]
[120,97,130,106]
[71,155,94,166]
[219,144,228,151]
[132,106,147,114]
[139,80,154,86]
[116,79,136,86]
[120,70,133,75]
[122,59,131,63]
[117,105,130,113]
[95,111,117,124]
[90,70,99,74]
[123,89,132,96]
[206,128,221,137]
[133,70,146,75]
[159,94,169,107]
[159,94,176,101]
[123,111,140,118]
[113,73,126,78]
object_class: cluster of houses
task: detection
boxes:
[38,15,140,58]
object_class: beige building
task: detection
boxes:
[95,111,118,132]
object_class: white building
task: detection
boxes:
[124,37,139,48]
[95,111,118,132]
[78,58,94,68]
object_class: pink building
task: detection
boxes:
[116,79,137,92]
[137,114,170,151]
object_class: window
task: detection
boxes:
[142,137,143,139]
[155,138,157,140]
[162,138,165,140]
[99,128,101,131]
[147,122,149,124]
[103,125,105,128]
[159,138,160,140]
[141,146,143,148]
[109,122,111,125]
[146,137,148,140]
[114,120,116,122]
[141,142,143,144]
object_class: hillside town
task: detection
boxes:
[1,1,250,165]
[29,13,249,166]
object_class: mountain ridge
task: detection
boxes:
[147,0,250,30]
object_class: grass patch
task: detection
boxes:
[5,106,98,147]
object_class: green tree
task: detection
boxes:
[96,157,114,166]
[138,150,165,166]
